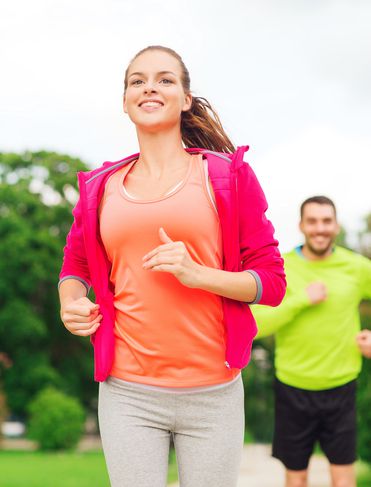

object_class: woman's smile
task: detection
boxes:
[139,99,164,112]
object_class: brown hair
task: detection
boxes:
[300,195,337,219]
[124,45,236,153]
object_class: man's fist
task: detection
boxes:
[306,282,327,305]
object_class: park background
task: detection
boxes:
[0,0,370,485]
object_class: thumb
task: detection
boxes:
[159,227,173,243]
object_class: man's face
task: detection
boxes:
[299,203,340,256]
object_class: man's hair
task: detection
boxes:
[300,195,337,219]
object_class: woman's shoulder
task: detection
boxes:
[202,146,252,178]
[203,150,233,179]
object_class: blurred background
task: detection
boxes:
[0,1,370,486]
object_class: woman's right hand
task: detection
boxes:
[60,297,102,336]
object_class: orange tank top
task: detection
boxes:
[99,153,239,387]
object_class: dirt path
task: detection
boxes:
[237,444,330,487]
[169,444,331,487]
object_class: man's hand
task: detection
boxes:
[356,329,371,359]
[306,282,327,305]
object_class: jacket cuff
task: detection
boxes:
[245,270,263,304]
[58,275,90,295]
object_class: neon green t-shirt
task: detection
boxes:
[252,246,371,390]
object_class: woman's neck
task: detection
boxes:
[135,125,190,177]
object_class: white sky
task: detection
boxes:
[1,0,370,251]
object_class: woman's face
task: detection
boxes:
[123,50,192,132]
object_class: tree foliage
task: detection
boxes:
[0,151,97,419]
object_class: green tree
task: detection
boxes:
[0,151,97,421]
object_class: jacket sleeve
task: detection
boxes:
[238,162,286,307]
[58,195,91,295]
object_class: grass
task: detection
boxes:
[1,445,369,486]
[356,462,371,487]
[0,449,179,487]
[0,431,253,487]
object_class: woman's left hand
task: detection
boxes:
[142,227,200,288]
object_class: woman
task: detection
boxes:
[59,46,286,487]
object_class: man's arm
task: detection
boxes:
[252,281,326,338]
[359,255,371,300]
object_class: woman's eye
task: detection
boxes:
[160,78,173,84]
[131,80,143,85]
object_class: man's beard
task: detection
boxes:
[305,236,335,256]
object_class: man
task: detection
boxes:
[252,196,371,487]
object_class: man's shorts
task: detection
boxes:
[272,377,357,471]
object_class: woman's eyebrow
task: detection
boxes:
[128,70,176,78]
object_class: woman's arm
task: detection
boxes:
[59,195,92,293]
[58,194,99,336]
[237,163,286,307]
[192,265,258,302]
[59,278,89,307]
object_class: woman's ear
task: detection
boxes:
[123,93,128,114]
[182,93,192,112]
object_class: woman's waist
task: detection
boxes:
[113,304,225,345]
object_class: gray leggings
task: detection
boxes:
[98,375,245,487]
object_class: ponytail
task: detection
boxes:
[181,97,236,153]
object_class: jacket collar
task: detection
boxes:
[83,148,237,185]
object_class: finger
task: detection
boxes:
[142,243,176,262]
[63,310,100,324]
[72,317,102,336]
[68,315,103,331]
[73,321,101,337]
[143,252,179,269]
[159,227,173,243]
[150,264,176,273]
[67,304,99,317]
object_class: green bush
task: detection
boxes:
[27,387,85,450]
[243,340,275,443]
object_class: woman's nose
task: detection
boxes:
[144,80,157,94]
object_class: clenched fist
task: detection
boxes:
[60,297,102,337]
[306,282,327,305]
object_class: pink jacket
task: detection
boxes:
[59,146,286,382]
